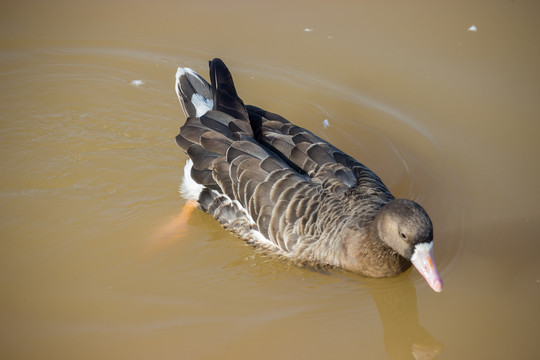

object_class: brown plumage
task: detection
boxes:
[174,59,443,291]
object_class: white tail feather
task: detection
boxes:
[180,159,204,201]
[175,67,213,117]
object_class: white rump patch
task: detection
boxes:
[179,159,204,201]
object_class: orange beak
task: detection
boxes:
[410,242,443,292]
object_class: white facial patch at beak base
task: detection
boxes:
[410,242,443,292]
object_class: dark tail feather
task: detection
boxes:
[209,58,249,121]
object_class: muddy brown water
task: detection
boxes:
[1,1,539,359]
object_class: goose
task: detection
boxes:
[174,58,442,292]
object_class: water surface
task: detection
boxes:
[1,1,539,359]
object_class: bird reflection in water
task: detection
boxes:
[368,275,443,360]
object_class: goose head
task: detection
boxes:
[375,199,443,292]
